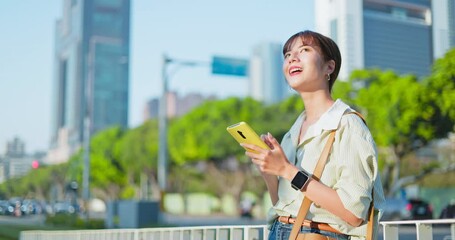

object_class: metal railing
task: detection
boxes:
[20,219,455,240]
[20,225,269,240]
[381,219,455,240]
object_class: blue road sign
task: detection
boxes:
[211,56,248,77]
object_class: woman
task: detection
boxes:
[241,30,385,240]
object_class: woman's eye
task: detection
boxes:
[284,53,290,58]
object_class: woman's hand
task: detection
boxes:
[241,133,297,180]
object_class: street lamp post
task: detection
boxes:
[157,55,169,192]
[157,54,208,193]
[157,54,248,202]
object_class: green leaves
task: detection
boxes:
[338,68,444,156]
[168,97,266,164]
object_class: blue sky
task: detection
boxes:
[0,0,314,153]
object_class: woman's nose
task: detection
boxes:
[288,52,298,63]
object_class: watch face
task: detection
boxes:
[291,183,300,191]
[291,171,309,191]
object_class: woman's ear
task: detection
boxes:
[326,60,336,75]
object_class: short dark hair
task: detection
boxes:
[283,30,342,92]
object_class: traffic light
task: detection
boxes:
[31,160,39,169]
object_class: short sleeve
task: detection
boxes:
[332,119,378,220]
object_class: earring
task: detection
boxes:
[327,74,331,81]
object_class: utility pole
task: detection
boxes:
[158,54,170,192]
[157,55,209,193]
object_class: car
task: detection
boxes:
[21,199,44,215]
[0,200,14,216]
[439,201,455,219]
[382,198,433,221]
[53,201,79,214]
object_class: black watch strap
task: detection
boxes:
[291,170,310,191]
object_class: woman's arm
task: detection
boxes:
[279,162,363,226]
[303,179,363,226]
[243,133,364,227]
[262,173,279,205]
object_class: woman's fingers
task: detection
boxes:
[240,143,265,153]
[261,134,274,149]
[267,132,280,148]
[251,158,266,171]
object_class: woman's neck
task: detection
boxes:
[300,91,335,123]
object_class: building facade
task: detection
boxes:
[144,92,217,121]
[0,137,39,183]
[249,42,290,105]
[315,0,454,80]
[49,0,130,164]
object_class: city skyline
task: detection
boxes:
[0,0,315,153]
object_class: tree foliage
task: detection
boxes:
[0,162,68,201]
[115,120,159,198]
[423,48,455,136]
[168,97,268,164]
[66,127,126,201]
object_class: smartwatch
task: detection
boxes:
[291,170,310,191]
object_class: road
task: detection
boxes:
[0,215,44,226]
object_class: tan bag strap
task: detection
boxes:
[366,190,375,240]
[289,111,375,240]
[289,130,336,240]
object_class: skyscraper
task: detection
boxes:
[48,0,130,164]
[315,0,454,80]
[250,42,290,105]
[432,0,455,59]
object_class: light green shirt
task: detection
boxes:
[268,99,385,239]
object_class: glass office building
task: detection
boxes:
[250,42,290,105]
[315,0,454,80]
[49,0,130,163]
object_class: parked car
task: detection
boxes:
[439,200,455,219]
[382,198,433,221]
[21,199,44,215]
[0,200,14,216]
[53,201,78,214]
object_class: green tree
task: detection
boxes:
[423,48,455,135]
[351,69,431,195]
[0,162,68,201]
[90,126,126,200]
[115,120,159,199]
[168,97,267,164]
[67,126,127,201]
[264,94,304,141]
[340,64,454,196]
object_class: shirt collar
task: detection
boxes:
[314,99,351,132]
[288,99,352,145]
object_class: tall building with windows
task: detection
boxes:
[432,0,455,59]
[48,0,130,164]
[0,137,42,183]
[249,42,290,105]
[315,0,454,80]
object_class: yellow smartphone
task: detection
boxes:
[226,122,270,152]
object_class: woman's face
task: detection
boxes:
[282,38,329,93]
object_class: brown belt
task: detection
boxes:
[278,216,342,235]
